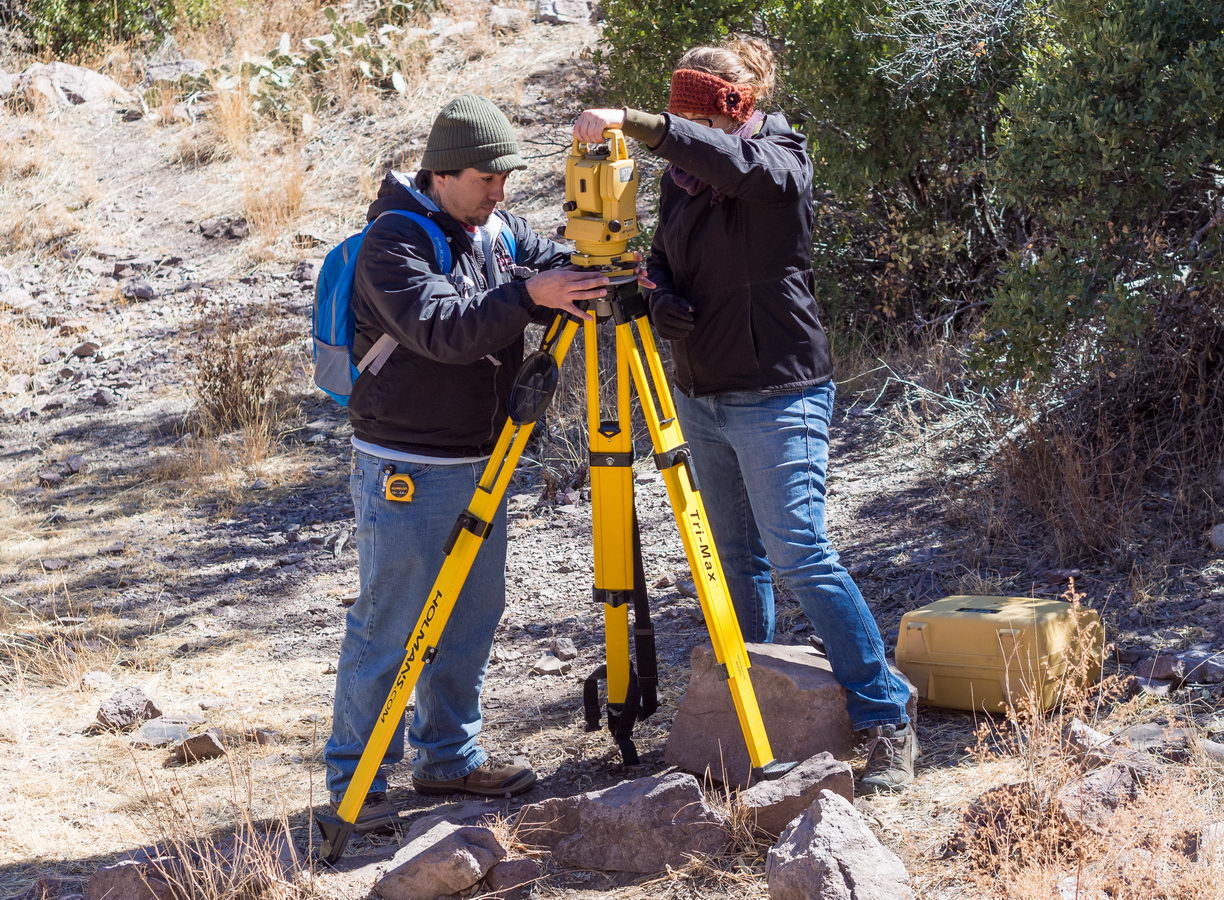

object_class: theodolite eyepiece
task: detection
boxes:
[564,128,640,278]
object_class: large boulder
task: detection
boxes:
[374,822,506,900]
[765,790,914,900]
[665,642,915,786]
[515,771,728,873]
[738,752,854,837]
[15,62,134,107]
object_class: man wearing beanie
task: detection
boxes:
[324,95,616,832]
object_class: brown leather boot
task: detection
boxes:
[857,723,918,795]
[413,759,536,798]
[328,790,399,834]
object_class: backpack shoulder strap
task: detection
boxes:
[374,209,453,273]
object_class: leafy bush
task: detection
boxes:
[15,0,215,56]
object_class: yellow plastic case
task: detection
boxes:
[895,595,1104,712]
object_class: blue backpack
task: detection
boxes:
[312,179,518,406]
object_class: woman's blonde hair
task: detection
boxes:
[676,35,777,102]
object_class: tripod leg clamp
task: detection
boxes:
[653,444,700,492]
[316,812,356,864]
[443,510,492,554]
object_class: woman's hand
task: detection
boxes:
[626,251,657,291]
[573,108,626,143]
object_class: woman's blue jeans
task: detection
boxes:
[673,381,910,730]
[324,450,507,801]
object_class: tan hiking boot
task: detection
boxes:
[413,759,537,798]
[327,790,399,834]
[857,723,918,795]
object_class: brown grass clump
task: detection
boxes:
[242,155,306,238]
[134,763,308,900]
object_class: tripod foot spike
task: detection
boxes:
[752,759,799,782]
[316,813,356,865]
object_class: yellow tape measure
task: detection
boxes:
[385,473,415,502]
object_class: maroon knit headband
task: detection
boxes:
[667,68,757,123]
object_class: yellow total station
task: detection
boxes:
[563,129,639,276]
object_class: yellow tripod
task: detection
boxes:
[318,132,795,863]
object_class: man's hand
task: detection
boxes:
[525,268,608,321]
[649,292,695,340]
[573,109,626,144]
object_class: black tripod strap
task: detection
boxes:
[581,665,643,765]
[630,512,658,718]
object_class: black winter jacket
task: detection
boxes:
[349,172,570,456]
[646,114,833,397]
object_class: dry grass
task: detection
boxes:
[242,154,306,238]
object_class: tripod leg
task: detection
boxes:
[618,304,796,782]
[319,316,581,862]
[584,318,634,726]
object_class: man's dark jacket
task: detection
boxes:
[349,172,570,456]
[646,114,833,397]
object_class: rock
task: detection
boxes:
[92,388,115,407]
[174,730,227,762]
[1054,874,1107,900]
[143,59,206,85]
[131,716,194,749]
[291,258,322,283]
[16,62,134,107]
[87,828,298,899]
[675,577,697,598]
[64,454,85,474]
[1210,523,1224,552]
[0,70,12,98]
[80,670,113,691]
[1062,717,1160,776]
[401,800,503,846]
[430,20,477,48]
[515,771,728,873]
[1139,654,1186,681]
[1054,763,1142,832]
[1200,738,1224,765]
[1126,675,1172,698]
[8,875,83,899]
[549,636,578,660]
[765,790,914,900]
[490,6,530,30]
[1189,822,1224,863]
[665,642,915,786]
[98,687,163,731]
[121,278,155,300]
[1110,722,1197,753]
[41,558,68,571]
[535,0,595,25]
[739,752,854,837]
[85,856,177,900]
[100,541,126,555]
[37,469,63,487]
[374,821,506,900]
[531,652,571,675]
[483,856,541,898]
[244,727,280,745]
[71,341,100,358]
[1178,650,1224,684]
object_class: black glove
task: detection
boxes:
[649,292,695,341]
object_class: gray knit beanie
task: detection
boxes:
[420,94,526,173]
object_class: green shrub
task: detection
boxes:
[984,0,1224,381]
[16,0,215,56]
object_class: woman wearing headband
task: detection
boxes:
[573,36,917,794]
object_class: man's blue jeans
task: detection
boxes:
[324,450,507,801]
[673,381,910,730]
